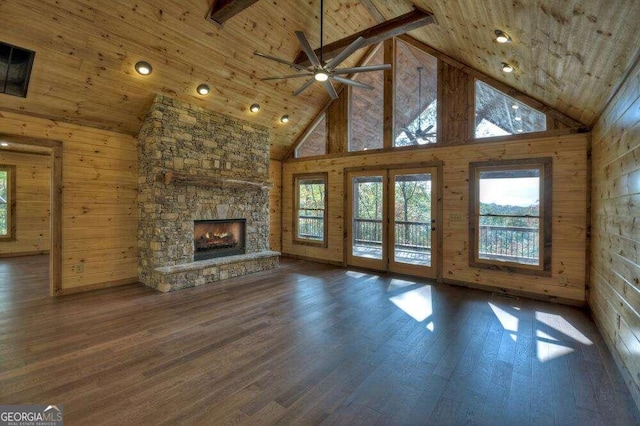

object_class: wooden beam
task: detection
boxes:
[383,39,394,149]
[294,7,435,67]
[207,0,260,27]
[359,0,385,23]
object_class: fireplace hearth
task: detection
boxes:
[194,219,246,261]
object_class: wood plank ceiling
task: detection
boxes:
[0,0,638,160]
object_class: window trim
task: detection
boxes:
[0,164,16,241]
[468,158,552,276]
[293,172,328,247]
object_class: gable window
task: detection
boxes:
[474,80,546,138]
[349,45,384,152]
[394,39,438,146]
[294,173,327,246]
[469,158,552,274]
[0,165,16,240]
[0,41,35,98]
[295,113,327,158]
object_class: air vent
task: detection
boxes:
[0,41,35,98]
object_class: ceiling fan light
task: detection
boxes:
[501,62,514,73]
[135,61,152,75]
[495,29,512,43]
[250,103,260,113]
[197,84,210,95]
[314,72,329,82]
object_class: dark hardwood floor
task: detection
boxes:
[1,255,638,425]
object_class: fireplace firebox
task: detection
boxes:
[194,219,246,261]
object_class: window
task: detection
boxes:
[469,158,552,274]
[474,80,546,138]
[295,113,327,158]
[394,39,438,146]
[294,174,327,245]
[0,165,16,240]
[349,45,384,152]
[0,41,35,98]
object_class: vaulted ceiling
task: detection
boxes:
[0,0,638,160]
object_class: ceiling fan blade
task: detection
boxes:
[293,78,316,96]
[295,31,322,68]
[331,76,374,90]
[254,51,304,71]
[261,73,314,81]
[333,64,392,74]
[322,79,339,100]
[325,36,366,69]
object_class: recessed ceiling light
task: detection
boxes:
[250,103,261,113]
[197,84,210,95]
[0,142,8,147]
[512,104,519,109]
[135,61,152,75]
[495,29,512,43]
[501,62,514,73]
[314,71,329,82]
[515,116,522,121]
[280,115,289,123]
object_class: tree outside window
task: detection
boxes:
[294,174,327,246]
[0,165,16,240]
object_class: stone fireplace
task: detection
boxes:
[194,219,246,261]
[137,95,279,292]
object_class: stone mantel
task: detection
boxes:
[138,95,278,292]
[156,170,272,190]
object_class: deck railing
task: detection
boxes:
[297,215,324,240]
[478,225,539,264]
[299,216,539,264]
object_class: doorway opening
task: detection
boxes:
[0,135,62,296]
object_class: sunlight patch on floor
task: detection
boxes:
[489,302,519,333]
[389,285,433,322]
[536,311,593,345]
[537,339,575,362]
[387,278,418,292]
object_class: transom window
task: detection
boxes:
[349,45,384,152]
[295,113,327,158]
[294,174,327,246]
[394,39,438,146]
[469,158,552,274]
[474,80,547,138]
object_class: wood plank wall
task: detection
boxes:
[0,111,138,292]
[590,56,640,408]
[269,159,282,252]
[282,133,589,302]
[0,151,50,256]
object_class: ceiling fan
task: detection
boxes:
[254,0,391,100]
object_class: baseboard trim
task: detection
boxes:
[280,252,345,267]
[590,308,640,412]
[0,250,49,258]
[56,277,139,295]
[442,278,587,307]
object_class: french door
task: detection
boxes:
[346,167,438,278]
